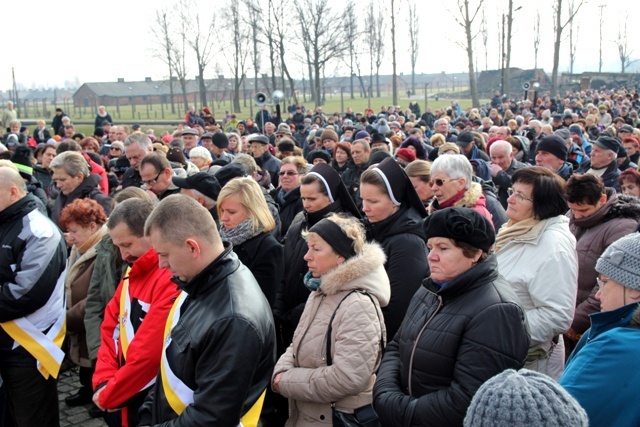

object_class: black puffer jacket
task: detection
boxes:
[373,255,529,427]
[365,206,428,341]
[138,244,276,427]
[274,201,346,349]
[51,174,112,228]
[273,186,303,241]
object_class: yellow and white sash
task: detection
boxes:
[119,267,133,359]
[0,308,66,379]
[160,291,265,427]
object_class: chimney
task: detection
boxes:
[117,78,125,83]
[145,77,152,82]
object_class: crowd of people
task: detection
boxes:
[1,85,640,427]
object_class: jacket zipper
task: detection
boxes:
[407,293,443,397]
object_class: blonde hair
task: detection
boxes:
[404,160,432,183]
[280,155,308,173]
[217,177,275,233]
[302,213,366,255]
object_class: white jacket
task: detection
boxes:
[496,215,578,346]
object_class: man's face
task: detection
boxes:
[491,147,512,171]
[497,127,510,139]
[182,134,198,151]
[125,143,148,171]
[568,197,604,220]
[323,139,336,151]
[265,123,275,136]
[108,127,118,142]
[201,137,214,151]
[535,151,564,172]
[42,147,56,169]
[109,222,151,264]
[250,142,268,158]
[140,164,170,196]
[237,124,245,133]
[623,141,638,156]
[459,143,474,155]
[351,143,369,166]
[435,121,448,134]
[149,229,199,282]
[10,123,20,133]
[0,182,19,213]
[590,144,613,169]
[115,127,128,142]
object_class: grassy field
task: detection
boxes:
[14,89,486,138]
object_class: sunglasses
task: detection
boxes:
[110,147,122,151]
[279,170,300,177]
[429,177,460,187]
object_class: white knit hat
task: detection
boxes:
[596,233,640,290]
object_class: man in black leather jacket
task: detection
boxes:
[139,195,276,427]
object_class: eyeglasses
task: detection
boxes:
[143,171,162,185]
[507,188,534,202]
[429,177,460,187]
[110,147,122,151]
[279,170,301,177]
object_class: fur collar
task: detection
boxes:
[320,243,390,307]
[428,181,483,214]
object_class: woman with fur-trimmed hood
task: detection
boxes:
[427,154,493,225]
[272,214,390,426]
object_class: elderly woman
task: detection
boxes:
[495,167,578,379]
[360,157,428,340]
[59,199,109,408]
[428,154,493,224]
[50,151,111,227]
[272,214,390,426]
[218,177,283,307]
[373,207,529,427]
[189,146,217,173]
[273,156,307,240]
[404,160,434,207]
[618,168,640,198]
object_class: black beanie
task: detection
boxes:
[423,207,495,253]
[536,134,568,161]
[211,132,229,149]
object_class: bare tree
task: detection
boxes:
[598,4,605,73]
[172,8,190,113]
[179,0,217,107]
[367,2,386,98]
[551,0,584,97]
[294,0,351,107]
[221,1,250,112]
[451,0,484,108]
[271,0,299,105]
[242,0,263,113]
[533,10,540,70]
[407,0,420,96]
[481,7,489,71]
[150,8,177,115]
[503,0,521,98]
[568,0,578,74]
[615,17,635,73]
[344,0,359,100]
[390,0,398,105]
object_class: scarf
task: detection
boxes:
[494,217,548,253]
[438,188,467,209]
[303,271,321,292]
[76,225,108,255]
[219,219,262,247]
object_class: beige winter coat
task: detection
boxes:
[273,243,391,426]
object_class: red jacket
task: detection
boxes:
[93,248,178,424]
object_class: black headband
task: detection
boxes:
[309,219,357,260]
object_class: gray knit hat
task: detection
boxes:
[595,233,640,290]
[464,369,588,427]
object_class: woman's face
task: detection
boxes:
[300,181,332,213]
[279,163,303,192]
[334,148,349,164]
[620,178,640,198]
[430,171,464,204]
[506,182,535,223]
[596,275,628,312]
[228,136,238,149]
[219,195,250,230]
[66,221,98,248]
[304,233,342,278]
[52,169,84,196]
[191,157,209,170]
[360,182,398,223]
[409,176,433,202]
[427,237,477,283]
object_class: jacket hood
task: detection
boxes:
[570,190,640,229]
[320,242,390,307]
[430,181,485,214]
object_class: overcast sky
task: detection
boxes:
[2,0,636,91]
